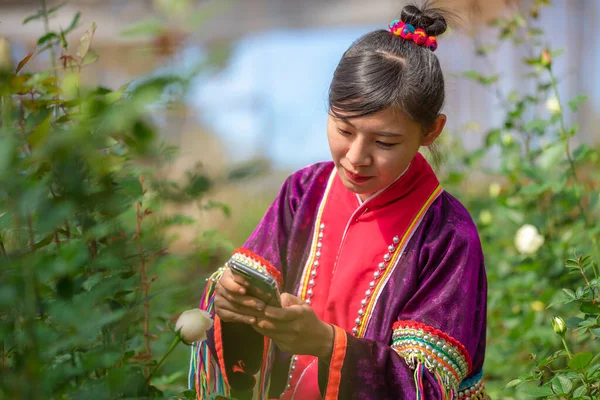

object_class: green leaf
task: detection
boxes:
[568,352,593,370]
[505,379,522,388]
[63,11,81,35]
[23,3,66,24]
[76,22,97,60]
[37,32,59,46]
[551,375,573,395]
[562,288,576,300]
[28,114,52,149]
[572,385,588,397]
[485,129,502,147]
[579,302,600,314]
[568,94,588,112]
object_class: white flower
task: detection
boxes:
[514,224,544,255]
[502,132,514,145]
[175,309,213,343]
[546,97,561,114]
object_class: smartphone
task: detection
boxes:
[227,258,282,308]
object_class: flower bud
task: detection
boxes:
[552,316,567,336]
[175,309,213,344]
[541,50,552,69]
[0,38,13,72]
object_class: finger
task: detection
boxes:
[229,270,250,288]
[219,272,247,295]
[252,322,290,341]
[217,308,257,325]
[263,304,304,321]
[280,293,304,307]
[215,287,262,314]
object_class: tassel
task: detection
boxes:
[414,362,426,400]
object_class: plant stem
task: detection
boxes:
[561,337,572,359]
[548,69,590,228]
[136,202,151,356]
[146,335,182,384]
[40,0,57,76]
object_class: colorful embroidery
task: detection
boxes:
[458,370,487,400]
[392,320,473,398]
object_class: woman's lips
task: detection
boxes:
[344,168,373,184]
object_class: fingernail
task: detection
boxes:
[239,288,245,294]
[249,318,256,324]
[256,303,264,311]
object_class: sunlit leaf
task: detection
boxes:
[37,32,59,46]
[76,22,97,60]
[15,50,35,74]
[569,94,588,112]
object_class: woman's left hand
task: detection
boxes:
[252,293,334,359]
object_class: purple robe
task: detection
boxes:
[189,158,487,400]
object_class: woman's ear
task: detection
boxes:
[421,114,446,146]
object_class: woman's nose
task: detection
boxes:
[346,138,371,167]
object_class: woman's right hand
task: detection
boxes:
[214,268,267,324]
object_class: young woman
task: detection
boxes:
[190,3,487,399]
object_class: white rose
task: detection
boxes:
[175,309,213,343]
[514,224,544,255]
[546,97,561,114]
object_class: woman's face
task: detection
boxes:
[327,108,444,201]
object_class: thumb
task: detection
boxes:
[280,293,304,307]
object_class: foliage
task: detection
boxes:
[441,1,600,398]
[0,2,235,399]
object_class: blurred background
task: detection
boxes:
[3,0,599,251]
[2,0,600,398]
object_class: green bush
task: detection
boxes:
[440,2,600,398]
[0,4,230,399]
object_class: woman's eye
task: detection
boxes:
[337,128,352,136]
[376,141,396,149]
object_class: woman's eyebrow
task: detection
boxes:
[338,117,403,137]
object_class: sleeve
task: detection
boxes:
[188,167,315,400]
[317,221,488,400]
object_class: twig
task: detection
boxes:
[28,214,35,251]
[136,202,151,357]
[548,70,591,228]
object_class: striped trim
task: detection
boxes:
[297,169,337,300]
[458,370,486,400]
[324,325,348,400]
[391,320,472,394]
[358,185,443,337]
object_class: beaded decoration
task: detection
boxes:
[392,320,474,399]
[458,370,487,400]
[228,248,284,289]
[389,19,439,51]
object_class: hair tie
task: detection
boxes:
[389,20,438,52]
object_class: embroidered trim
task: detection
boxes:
[230,248,283,288]
[458,370,487,400]
[324,325,348,400]
[298,168,336,301]
[359,185,443,337]
[392,320,472,394]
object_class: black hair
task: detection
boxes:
[328,1,451,133]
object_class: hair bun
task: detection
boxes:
[400,3,448,36]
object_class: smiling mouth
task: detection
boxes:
[344,168,373,184]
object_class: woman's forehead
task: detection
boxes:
[334,108,419,132]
